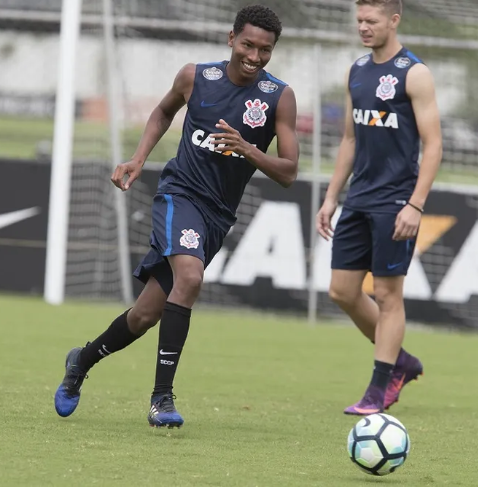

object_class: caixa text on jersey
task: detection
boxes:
[353,109,399,129]
[191,129,256,158]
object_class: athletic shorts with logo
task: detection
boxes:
[134,193,227,294]
[331,208,416,276]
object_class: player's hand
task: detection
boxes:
[111,160,143,191]
[316,199,337,241]
[393,204,421,241]
[210,119,250,156]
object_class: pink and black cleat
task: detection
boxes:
[344,385,385,416]
[385,353,423,410]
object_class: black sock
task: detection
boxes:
[78,309,140,371]
[152,301,191,397]
[371,342,409,371]
[370,360,394,392]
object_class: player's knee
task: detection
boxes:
[128,307,162,334]
[373,286,402,312]
[328,286,360,307]
[174,267,204,299]
[328,287,342,304]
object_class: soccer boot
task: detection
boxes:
[344,385,384,416]
[385,353,423,410]
[148,393,184,428]
[54,346,88,417]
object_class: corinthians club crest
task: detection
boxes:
[180,229,200,249]
[376,74,399,101]
[243,99,269,128]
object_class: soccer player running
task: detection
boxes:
[54,5,299,428]
[316,0,442,415]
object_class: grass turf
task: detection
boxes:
[1,295,478,486]
[1,115,477,185]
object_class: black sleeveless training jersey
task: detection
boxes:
[344,47,423,213]
[158,61,288,231]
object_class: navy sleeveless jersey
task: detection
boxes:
[158,61,287,231]
[344,47,423,212]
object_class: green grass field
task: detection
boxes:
[0,116,180,165]
[2,115,478,185]
[2,295,478,486]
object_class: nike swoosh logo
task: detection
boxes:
[159,350,178,355]
[201,101,218,108]
[0,207,41,230]
[387,262,402,270]
[395,373,406,391]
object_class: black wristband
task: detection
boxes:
[407,202,424,213]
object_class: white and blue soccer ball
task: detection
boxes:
[347,413,410,476]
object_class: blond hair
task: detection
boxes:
[356,0,402,16]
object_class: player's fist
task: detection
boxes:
[393,204,421,241]
[210,119,250,157]
[316,199,337,241]
[111,160,143,191]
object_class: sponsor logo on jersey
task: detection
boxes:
[203,67,223,81]
[243,99,269,128]
[180,229,200,249]
[192,129,252,157]
[353,108,399,129]
[395,57,411,69]
[258,80,278,93]
[376,74,399,101]
[356,55,370,67]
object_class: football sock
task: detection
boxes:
[372,340,410,368]
[152,302,191,397]
[370,360,394,392]
[78,309,140,371]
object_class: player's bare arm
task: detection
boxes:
[393,64,442,241]
[111,63,195,191]
[316,68,355,240]
[210,86,299,188]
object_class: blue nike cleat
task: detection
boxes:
[54,346,88,417]
[148,393,184,428]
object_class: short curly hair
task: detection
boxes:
[233,5,282,43]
